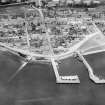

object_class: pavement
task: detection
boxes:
[0,50,105,105]
[0,5,105,105]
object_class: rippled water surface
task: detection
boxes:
[0,4,105,105]
[0,51,105,105]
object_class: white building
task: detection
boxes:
[83,0,91,5]
[93,0,100,4]
[66,0,73,4]
[74,0,81,4]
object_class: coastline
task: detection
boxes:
[0,50,105,105]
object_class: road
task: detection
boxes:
[0,4,105,105]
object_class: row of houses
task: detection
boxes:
[0,0,35,3]
[0,0,101,5]
[0,0,23,3]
